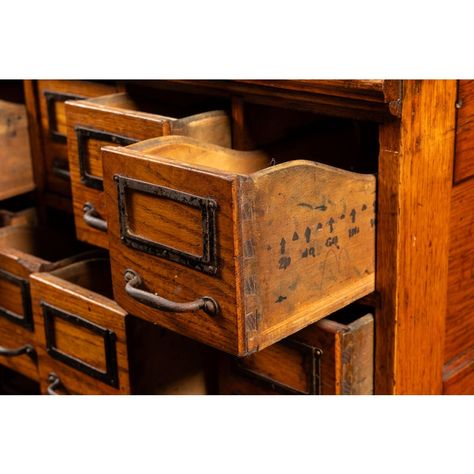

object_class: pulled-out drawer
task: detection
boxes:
[36,80,120,197]
[102,136,376,356]
[0,100,35,201]
[219,306,374,395]
[0,224,86,380]
[65,92,231,249]
[30,257,217,394]
[0,208,37,228]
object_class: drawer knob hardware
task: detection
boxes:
[124,269,219,317]
[83,203,108,231]
[0,343,36,359]
[47,372,67,395]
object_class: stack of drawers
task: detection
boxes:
[0,80,378,395]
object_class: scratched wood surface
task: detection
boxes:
[376,80,457,394]
[241,160,375,353]
[443,345,474,395]
[102,136,375,356]
[35,80,121,197]
[0,100,35,201]
[66,92,231,248]
[219,307,374,395]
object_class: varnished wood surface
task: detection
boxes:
[376,81,457,394]
[35,80,121,198]
[443,345,474,395]
[219,308,374,395]
[446,178,474,362]
[103,137,375,355]
[454,80,474,184]
[66,92,231,248]
[0,100,35,201]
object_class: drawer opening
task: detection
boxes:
[50,258,114,299]
[232,101,379,175]
[0,225,83,262]
[80,91,229,122]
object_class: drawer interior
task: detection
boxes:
[49,257,113,299]
[84,91,228,120]
[0,225,81,262]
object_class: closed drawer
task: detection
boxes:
[102,136,376,356]
[0,224,86,380]
[0,100,35,201]
[219,306,374,395]
[65,92,231,249]
[30,257,217,395]
[36,80,120,197]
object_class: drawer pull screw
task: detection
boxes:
[124,268,219,317]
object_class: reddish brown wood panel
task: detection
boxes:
[454,80,474,184]
[446,178,474,362]
[443,346,474,395]
[376,80,457,394]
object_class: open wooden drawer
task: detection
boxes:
[65,92,231,249]
[36,80,121,197]
[218,304,374,395]
[102,136,376,356]
[30,256,217,394]
[0,224,87,381]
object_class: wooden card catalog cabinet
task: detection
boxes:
[102,136,376,356]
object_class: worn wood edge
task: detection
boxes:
[29,270,128,316]
[245,274,375,354]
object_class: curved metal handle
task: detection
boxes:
[124,269,219,317]
[52,158,71,181]
[47,373,67,395]
[0,343,36,358]
[83,203,108,231]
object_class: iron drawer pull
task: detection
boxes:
[124,269,219,317]
[0,343,36,358]
[51,159,71,181]
[83,203,108,231]
[47,373,66,395]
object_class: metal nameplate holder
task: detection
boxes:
[43,90,86,144]
[0,269,34,331]
[114,175,218,275]
[76,126,137,191]
[235,339,323,395]
[41,302,119,388]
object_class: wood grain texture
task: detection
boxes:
[376,80,457,394]
[36,80,121,198]
[219,308,374,395]
[454,80,474,183]
[446,178,474,362]
[102,137,375,356]
[443,345,474,395]
[30,258,131,395]
[0,100,35,200]
[66,92,231,248]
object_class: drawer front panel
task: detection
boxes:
[31,271,130,395]
[0,319,38,382]
[219,312,374,395]
[37,80,119,197]
[0,268,34,331]
[103,148,241,355]
[41,302,118,387]
[66,101,168,249]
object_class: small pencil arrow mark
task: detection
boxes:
[292,232,299,241]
